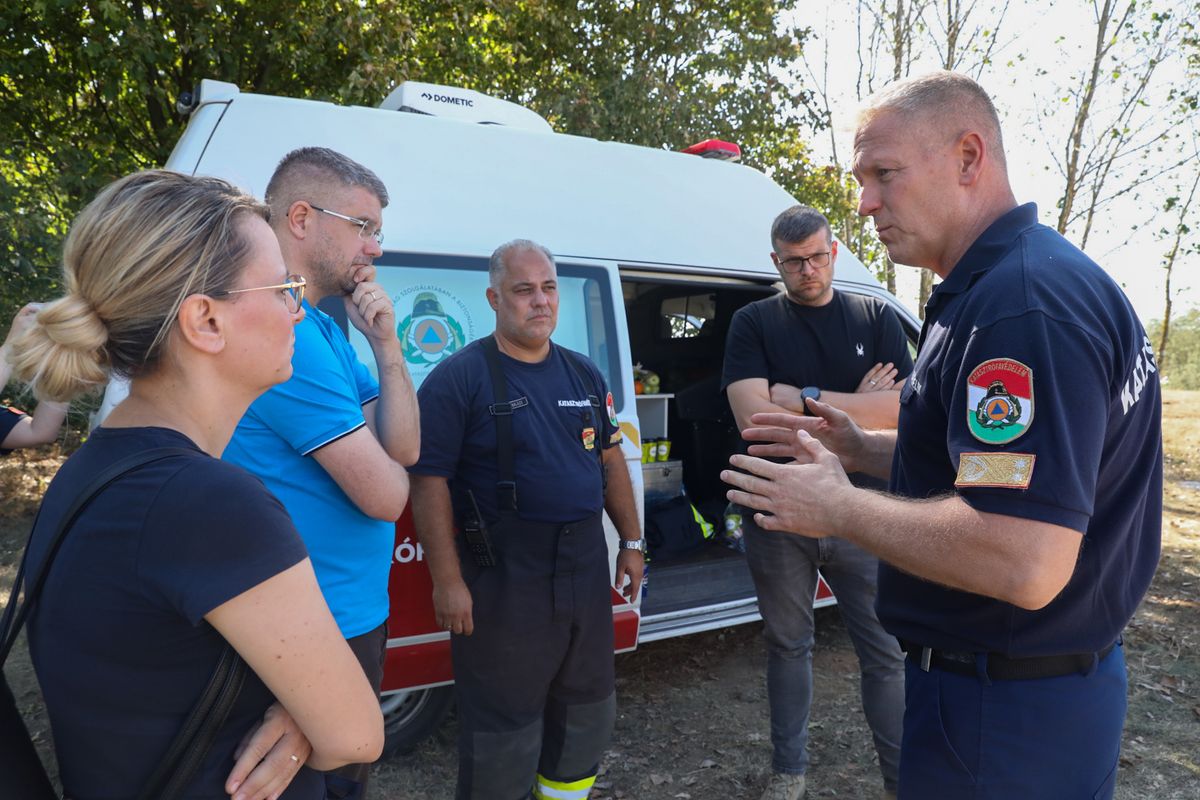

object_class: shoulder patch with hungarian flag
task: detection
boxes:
[967,358,1034,444]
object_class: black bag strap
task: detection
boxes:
[1,447,195,662]
[138,644,246,800]
[0,445,247,800]
[480,335,519,516]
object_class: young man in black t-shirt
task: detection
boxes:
[721,205,911,800]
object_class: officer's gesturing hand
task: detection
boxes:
[742,399,867,473]
[434,579,475,636]
[723,431,854,539]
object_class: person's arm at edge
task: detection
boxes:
[0,401,69,449]
[206,559,383,773]
[726,435,1081,610]
[0,302,41,387]
[410,473,474,635]
[602,446,644,601]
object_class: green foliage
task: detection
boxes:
[0,0,419,321]
[1148,309,1200,389]
[1,1,847,326]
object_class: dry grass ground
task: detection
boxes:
[376,391,1200,799]
[2,393,1198,798]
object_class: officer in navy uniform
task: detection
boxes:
[723,71,1161,799]
[410,239,644,800]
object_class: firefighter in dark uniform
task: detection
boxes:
[410,239,644,800]
[723,72,1161,799]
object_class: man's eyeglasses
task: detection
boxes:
[213,275,307,313]
[309,204,385,246]
[776,251,831,273]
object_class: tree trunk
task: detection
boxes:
[1056,0,1128,235]
[1157,168,1200,374]
[917,268,934,319]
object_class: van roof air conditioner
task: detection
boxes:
[380,81,553,133]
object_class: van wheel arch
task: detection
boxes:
[381,685,455,757]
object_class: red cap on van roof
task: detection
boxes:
[681,139,741,162]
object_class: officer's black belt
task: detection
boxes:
[900,639,1116,681]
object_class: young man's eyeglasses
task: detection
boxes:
[309,204,385,246]
[212,275,307,313]
[776,251,831,273]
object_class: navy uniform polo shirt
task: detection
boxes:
[880,203,1162,657]
[412,337,621,526]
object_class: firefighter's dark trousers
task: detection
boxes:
[451,512,616,800]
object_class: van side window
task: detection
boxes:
[660,293,717,339]
[333,254,622,410]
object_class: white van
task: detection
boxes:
[103,79,920,753]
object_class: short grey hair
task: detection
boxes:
[771,205,832,251]
[264,147,389,223]
[489,239,556,289]
[857,70,1007,168]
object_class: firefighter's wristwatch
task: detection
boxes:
[619,538,647,554]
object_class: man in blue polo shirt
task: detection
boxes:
[723,71,1160,799]
[225,147,419,799]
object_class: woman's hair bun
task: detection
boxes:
[9,294,109,402]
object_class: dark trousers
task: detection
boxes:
[326,621,388,800]
[452,513,616,800]
[898,642,1127,799]
[743,515,904,789]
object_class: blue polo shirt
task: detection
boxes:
[881,203,1162,656]
[411,338,620,526]
[224,300,393,638]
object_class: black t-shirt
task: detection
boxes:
[721,290,913,397]
[411,339,620,525]
[721,290,912,487]
[1,405,27,455]
[26,426,323,799]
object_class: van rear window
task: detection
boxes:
[659,292,717,339]
[330,253,622,409]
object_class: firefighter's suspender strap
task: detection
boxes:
[481,336,520,515]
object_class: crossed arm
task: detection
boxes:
[208,560,383,799]
[727,361,903,434]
